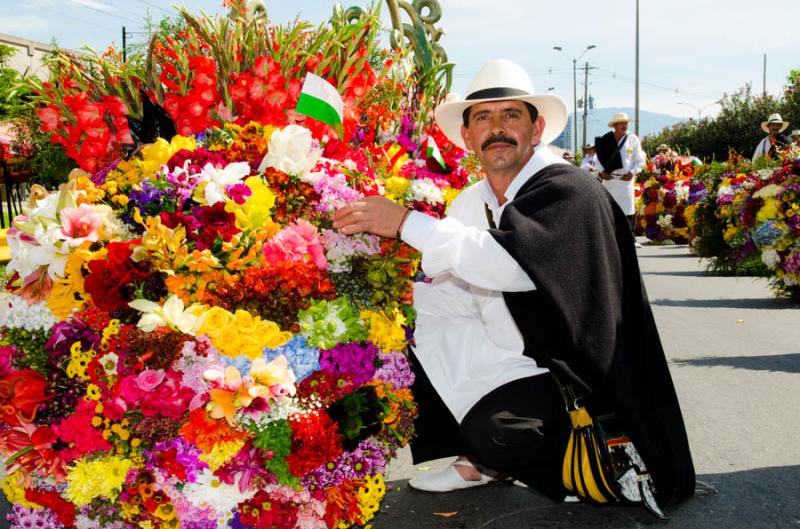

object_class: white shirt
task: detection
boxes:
[401,146,565,421]
[580,153,600,173]
[595,133,646,215]
[752,137,774,162]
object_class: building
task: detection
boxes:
[0,32,63,78]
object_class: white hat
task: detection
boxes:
[790,129,800,137]
[434,59,568,149]
[761,113,789,133]
[608,112,634,127]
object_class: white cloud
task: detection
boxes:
[66,0,117,13]
[0,13,49,34]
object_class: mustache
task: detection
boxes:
[481,134,518,151]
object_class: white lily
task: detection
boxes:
[197,161,252,205]
[129,295,206,335]
[258,124,320,180]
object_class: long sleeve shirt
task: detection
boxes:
[401,146,565,421]
[595,133,646,215]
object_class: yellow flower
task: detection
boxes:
[383,176,410,200]
[361,309,408,352]
[198,438,246,471]
[356,474,386,525]
[2,472,40,509]
[226,176,276,231]
[199,307,237,337]
[756,198,781,223]
[66,455,133,506]
[723,224,738,243]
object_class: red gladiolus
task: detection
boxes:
[37,105,62,132]
[25,488,77,526]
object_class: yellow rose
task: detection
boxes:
[199,307,236,338]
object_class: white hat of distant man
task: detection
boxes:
[761,113,789,133]
[608,112,634,128]
[434,59,568,149]
[791,129,800,138]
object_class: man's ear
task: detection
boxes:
[461,125,474,151]
[532,116,546,146]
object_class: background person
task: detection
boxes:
[752,113,790,162]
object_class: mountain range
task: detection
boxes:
[553,106,684,152]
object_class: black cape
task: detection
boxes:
[595,131,624,173]
[489,163,695,505]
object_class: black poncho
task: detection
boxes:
[490,163,695,505]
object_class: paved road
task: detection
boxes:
[2,241,799,528]
[379,240,800,528]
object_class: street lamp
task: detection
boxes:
[677,101,719,121]
[553,44,596,153]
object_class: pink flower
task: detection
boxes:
[140,370,195,419]
[118,375,146,403]
[137,369,165,391]
[262,219,328,270]
[59,204,103,247]
[226,182,253,205]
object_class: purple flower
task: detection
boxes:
[374,352,414,388]
[7,504,60,529]
[319,341,379,386]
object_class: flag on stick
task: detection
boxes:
[426,136,446,169]
[295,73,344,138]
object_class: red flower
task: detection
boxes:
[84,241,150,312]
[37,105,62,133]
[51,399,111,462]
[287,410,343,476]
[191,202,240,250]
[238,489,299,529]
[0,370,51,426]
[25,488,76,526]
[0,421,67,482]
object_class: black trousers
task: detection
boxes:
[626,214,636,235]
[409,351,571,501]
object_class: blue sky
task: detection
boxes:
[2,0,799,120]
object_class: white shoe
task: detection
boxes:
[634,242,643,248]
[409,460,493,492]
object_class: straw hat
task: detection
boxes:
[790,129,800,138]
[608,112,634,127]
[434,59,568,149]
[761,113,789,133]
[656,143,669,152]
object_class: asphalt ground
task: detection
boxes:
[2,239,800,528]
[378,239,800,529]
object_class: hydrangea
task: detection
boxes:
[751,221,784,248]
[263,336,320,382]
[313,171,363,213]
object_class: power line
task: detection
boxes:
[18,0,118,35]
[137,0,175,15]
[65,0,143,25]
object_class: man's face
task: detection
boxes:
[460,100,543,174]
[793,135,800,144]
[613,122,628,135]
[767,122,782,135]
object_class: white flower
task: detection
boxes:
[761,249,781,270]
[757,169,775,181]
[197,161,251,205]
[408,178,444,204]
[26,192,59,222]
[258,124,321,179]
[717,185,735,198]
[753,184,782,200]
[7,224,69,280]
[656,214,674,229]
[129,295,206,334]
[182,468,256,518]
[0,294,57,331]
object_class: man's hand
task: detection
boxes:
[600,171,612,180]
[620,172,634,181]
[332,196,409,238]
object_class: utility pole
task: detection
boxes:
[634,0,640,136]
[582,61,590,149]
[122,26,127,63]
[572,58,578,153]
[763,53,767,97]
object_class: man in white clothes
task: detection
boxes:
[752,113,790,162]
[594,112,645,246]
[579,144,600,178]
[332,60,696,506]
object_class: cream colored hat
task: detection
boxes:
[761,113,789,133]
[434,59,568,149]
[608,112,634,127]
[789,129,800,137]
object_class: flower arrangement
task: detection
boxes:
[636,159,697,244]
[1,3,473,528]
[687,148,800,297]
